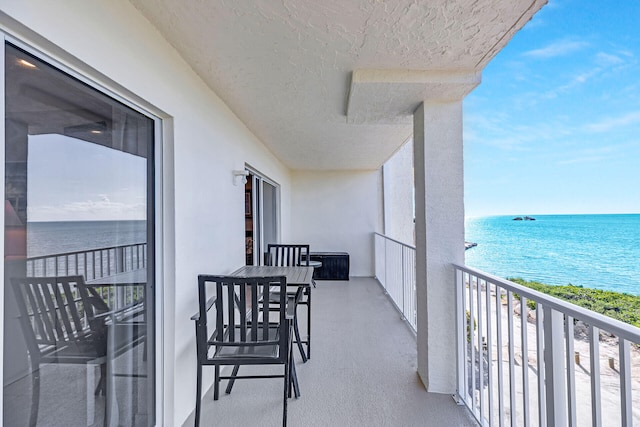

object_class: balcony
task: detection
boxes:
[183,277,476,426]
[376,233,640,427]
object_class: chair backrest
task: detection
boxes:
[194,275,288,362]
[265,244,310,267]
[11,275,103,363]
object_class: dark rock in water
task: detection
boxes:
[524,216,536,221]
[465,241,477,250]
[513,217,523,221]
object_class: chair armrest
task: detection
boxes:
[93,300,144,323]
[191,296,217,321]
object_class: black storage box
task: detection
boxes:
[309,252,349,281]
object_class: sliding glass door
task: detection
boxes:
[3,42,156,426]
[244,170,279,266]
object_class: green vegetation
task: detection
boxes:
[466,310,476,342]
[508,278,640,329]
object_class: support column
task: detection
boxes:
[413,101,464,393]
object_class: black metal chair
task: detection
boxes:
[192,275,298,427]
[11,275,145,427]
[265,244,312,362]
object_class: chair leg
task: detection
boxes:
[195,363,202,427]
[290,344,300,398]
[283,346,289,427]
[29,363,40,427]
[293,307,308,363]
[288,344,292,398]
[213,366,220,400]
[306,289,312,360]
[95,363,107,395]
[225,365,240,394]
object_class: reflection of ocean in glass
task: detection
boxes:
[465,214,640,295]
[27,220,147,258]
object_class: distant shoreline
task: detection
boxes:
[466,212,640,220]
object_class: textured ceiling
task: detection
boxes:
[130,0,546,170]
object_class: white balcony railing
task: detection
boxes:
[374,233,417,332]
[374,233,640,426]
[25,243,147,309]
[455,264,640,427]
[26,242,147,280]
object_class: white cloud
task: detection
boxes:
[28,199,146,221]
[537,67,602,100]
[557,155,608,165]
[523,39,589,59]
[585,111,640,133]
[595,52,624,67]
[465,112,566,152]
[556,145,619,165]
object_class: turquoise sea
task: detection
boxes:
[464,214,640,295]
[26,220,147,258]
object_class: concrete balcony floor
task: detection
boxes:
[185,277,477,426]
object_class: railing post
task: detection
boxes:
[543,306,567,426]
[455,267,464,403]
[402,246,406,319]
[116,246,124,273]
[619,338,632,426]
[383,237,388,292]
[589,326,602,427]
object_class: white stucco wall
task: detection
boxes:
[290,170,383,277]
[382,139,415,245]
[0,2,291,425]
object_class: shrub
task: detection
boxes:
[466,310,477,342]
[507,278,640,328]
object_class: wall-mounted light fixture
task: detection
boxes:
[233,169,249,186]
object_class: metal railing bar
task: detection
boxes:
[401,247,405,317]
[521,296,530,427]
[619,338,632,427]
[456,268,465,404]
[589,326,602,427]
[477,276,485,419]
[537,303,546,427]
[508,291,517,426]
[496,285,505,427]
[469,274,477,414]
[565,314,577,427]
[462,271,470,405]
[485,280,494,427]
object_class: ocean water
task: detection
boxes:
[465,214,640,295]
[26,220,147,258]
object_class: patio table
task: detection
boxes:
[231,265,314,359]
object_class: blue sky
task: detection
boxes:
[27,134,146,221]
[463,0,640,217]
